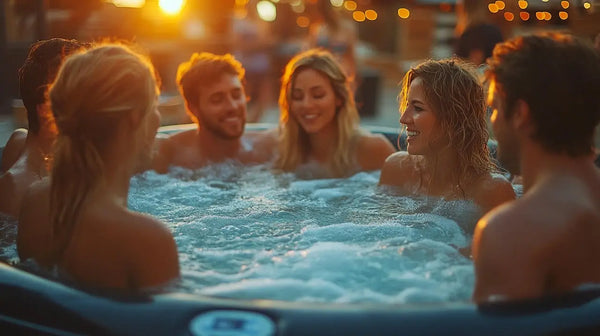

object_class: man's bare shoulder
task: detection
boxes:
[162,129,199,147]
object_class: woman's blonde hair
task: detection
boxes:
[48,43,159,259]
[399,59,493,188]
[275,49,359,176]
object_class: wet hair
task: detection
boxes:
[48,43,159,259]
[399,58,493,184]
[486,32,600,157]
[18,38,85,134]
[276,48,359,176]
[176,52,245,123]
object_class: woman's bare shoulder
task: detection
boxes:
[378,151,419,186]
[355,132,396,171]
[471,173,516,213]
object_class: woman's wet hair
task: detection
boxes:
[48,43,159,260]
[399,58,494,186]
[276,48,359,176]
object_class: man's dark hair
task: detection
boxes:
[486,32,600,157]
[19,38,85,133]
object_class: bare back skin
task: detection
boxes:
[473,164,600,302]
[153,128,276,173]
[18,179,180,290]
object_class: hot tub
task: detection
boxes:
[1,124,600,335]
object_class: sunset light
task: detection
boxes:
[159,0,185,15]
[111,0,145,8]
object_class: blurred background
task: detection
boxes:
[0,0,599,143]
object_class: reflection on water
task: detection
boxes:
[0,163,502,304]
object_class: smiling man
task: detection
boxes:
[472,32,600,303]
[153,52,274,173]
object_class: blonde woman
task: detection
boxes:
[379,59,514,215]
[275,49,394,178]
[17,43,180,290]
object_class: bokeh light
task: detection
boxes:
[559,11,568,20]
[344,1,357,11]
[518,0,528,9]
[495,1,505,10]
[330,0,344,7]
[488,3,499,13]
[519,11,530,20]
[504,12,514,21]
[561,1,569,9]
[365,9,378,21]
[159,0,185,15]
[297,16,310,27]
[112,0,145,8]
[257,0,277,21]
[353,11,366,22]
[397,8,410,19]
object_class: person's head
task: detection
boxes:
[176,52,247,139]
[276,48,359,175]
[399,58,492,178]
[48,43,160,257]
[486,32,600,174]
[18,38,85,134]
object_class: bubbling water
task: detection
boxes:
[126,163,479,304]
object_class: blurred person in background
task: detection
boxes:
[153,52,274,173]
[274,49,394,178]
[0,38,85,218]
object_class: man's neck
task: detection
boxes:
[520,142,597,193]
[197,129,243,162]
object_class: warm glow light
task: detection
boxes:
[397,8,410,19]
[518,0,528,9]
[542,0,549,2]
[297,16,310,27]
[353,11,366,22]
[495,1,505,10]
[583,2,591,9]
[344,1,357,11]
[291,0,304,13]
[561,1,569,9]
[234,7,248,19]
[559,11,568,19]
[440,3,452,12]
[112,0,145,8]
[504,12,514,21]
[365,9,377,20]
[535,11,544,20]
[235,0,248,5]
[257,1,276,21]
[330,0,344,7]
[520,11,530,20]
[544,11,552,20]
[488,3,499,13]
[159,0,185,15]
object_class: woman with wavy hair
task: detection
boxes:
[17,43,180,290]
[379,59,514,215]
[274,49,394,178]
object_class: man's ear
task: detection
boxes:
[511,99,533,134]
